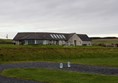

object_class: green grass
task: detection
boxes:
[1,68,118,83]
[0,44,118,67]
[92,39,118,45]
[74,57,118,67]
[0,39,12,44]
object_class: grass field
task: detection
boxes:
[1,68,118,83]
[92,39,118,45]
[0,44,118,67]
[0,44,118,83]
[0,39,12,44]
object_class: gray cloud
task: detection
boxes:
[0,0,118,38]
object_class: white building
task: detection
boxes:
[13,32,92,46]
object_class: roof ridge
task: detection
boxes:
[17,32,76,34]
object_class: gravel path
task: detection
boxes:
[0,62,118,83]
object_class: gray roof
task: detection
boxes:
[77,34,91,41]
[13,32,91,41]
[13,32,69,41]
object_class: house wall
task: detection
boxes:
[14,40,66,45]
[49,40,56,45]
[58,40,66,45]
[14,41,20,45]
[23,40,66,45]
[48,40,66,45]
[14,40,26,45]
[25,40,35,45]
[24,40,28,45]
[82,41,92,46]
[24,40,49,45]
[43,40,49,45]
[68,34,83,46]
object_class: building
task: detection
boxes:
[13,32,91,46]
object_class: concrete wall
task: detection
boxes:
[68,34,82,46]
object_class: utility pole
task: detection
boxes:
[6,34,8,39]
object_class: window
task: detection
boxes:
[28,40,35,44]
[36,40,43,44]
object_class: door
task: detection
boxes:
[74,40,77,46]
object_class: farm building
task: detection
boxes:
[13,32,91,46]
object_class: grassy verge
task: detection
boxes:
[1,68,118,83]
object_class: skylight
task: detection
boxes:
[56,34,60,39]
[50,34,54,39]
[62,35,66,39]
[59,35,63,39]
[50,34,66,39]
[53,34,57,39]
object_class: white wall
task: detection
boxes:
[24,40,28,45]
[43,40,49,45]
[14,41,20,45]
[68,34,83,46]
[58,40,66,45]
[82,41,92,46]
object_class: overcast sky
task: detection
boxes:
[0,0,118,39]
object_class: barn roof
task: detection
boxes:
[13,32,91,41]
[77,34,91,41]
[13,32,72,41]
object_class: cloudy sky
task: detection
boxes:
[0,0,118,39]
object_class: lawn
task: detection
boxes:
[0,44,118,67]
[0,44,118,82]
[1,68,118,83]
